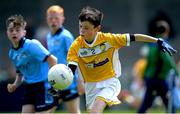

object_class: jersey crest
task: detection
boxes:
[78,42,111,57]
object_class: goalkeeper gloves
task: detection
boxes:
[157,38,177,56]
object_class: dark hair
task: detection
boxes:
[79,6,104,27]
[148,11,174,38]
[6,14,27,28]
[155,21,169,35]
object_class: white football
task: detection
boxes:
[48,64,74,90]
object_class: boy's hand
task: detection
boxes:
[48,87,62,98]
[7,83,17,93]
[48,87,58,96]
[157,38,177,56]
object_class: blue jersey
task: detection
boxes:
[46,27,77,89]
[47,27,73,65]
[9,38,50,84]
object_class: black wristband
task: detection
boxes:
[130,34,135,42]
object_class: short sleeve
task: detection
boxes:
[104,33,130,49]
[27,39,50,62]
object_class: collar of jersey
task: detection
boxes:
[84,33,98,47]
[12,37,26,50]
[52,27,63,36]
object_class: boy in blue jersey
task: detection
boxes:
[6,14,58,113]
[46,5,84,113]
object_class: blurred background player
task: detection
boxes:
[118,50,147,108]
[6,14,58,113]
[174,59,180,108]
[130,50,147,106]
[66,6,176,113]
[137,12,179,113]
[46,5,84,113]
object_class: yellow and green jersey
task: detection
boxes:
[67,32,130,82]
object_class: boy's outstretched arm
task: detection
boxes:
[132,34,177,56]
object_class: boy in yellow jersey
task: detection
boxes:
[52,6,176,113]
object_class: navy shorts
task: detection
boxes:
[22,82,58,112]
[58,88,79,102]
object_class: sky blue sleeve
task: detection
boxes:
[28,39,50,62]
